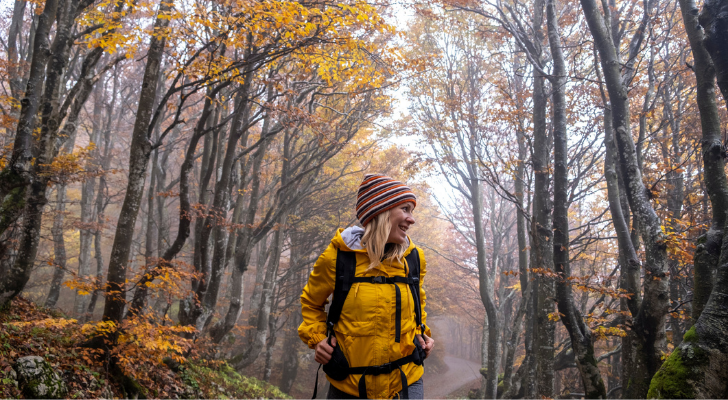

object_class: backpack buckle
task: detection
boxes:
[371,276,384,283]
[371,363,394,375]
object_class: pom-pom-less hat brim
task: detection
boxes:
[356,174,417,226]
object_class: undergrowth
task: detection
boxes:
[0,297,290,399]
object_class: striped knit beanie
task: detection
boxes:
[356,174,417,227]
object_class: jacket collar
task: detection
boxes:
[333,227,415,256]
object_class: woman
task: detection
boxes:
[299,174,435,399]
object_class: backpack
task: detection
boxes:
[312,248,427,399]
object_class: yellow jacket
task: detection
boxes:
[299,228,431,399]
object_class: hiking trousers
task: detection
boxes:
[326,378,424,399]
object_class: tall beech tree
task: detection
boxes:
[101,0,174,326]
[547,0,606,396]
[580,0,671,396]
[648,0,728,397]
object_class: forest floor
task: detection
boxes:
[424,355,481,399]
[0,297,289,399]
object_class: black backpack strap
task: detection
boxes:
[405,248,426,334]
[325,249,357,337]
[314,250,356,399]
[350,352,419,399]
[351,276,413,284]
[312,364,322,399]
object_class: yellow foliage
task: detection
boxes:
[592,326,628,340]
[40,144,98,185]
[5,317,79,330]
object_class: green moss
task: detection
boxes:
[20,361,68,399]
[180,361,291,399]
[647,349,694,399]
[648,339,710,400]
[683,326,698,343]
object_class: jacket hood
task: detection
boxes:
[332,226,413,254]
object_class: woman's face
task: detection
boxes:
[386,202,416,244]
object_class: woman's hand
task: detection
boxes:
[315,336,337,364]
[416,334,435,359]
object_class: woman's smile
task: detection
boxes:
[388,204,415,244]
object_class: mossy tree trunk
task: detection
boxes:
[649,0,728,397]
[581,0,671,397]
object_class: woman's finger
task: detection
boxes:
[424,334,435,350]
[316,348,332,364]
[315,337,336,364]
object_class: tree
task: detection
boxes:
[647,0,728,396]
[548,0,606,396]
[580,0,672,396]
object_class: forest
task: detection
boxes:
[0,0,727,397]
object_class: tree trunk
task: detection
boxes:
[471,176,501,399]
[530,0,555,394]
[661,78,686,345]
[263,296,280,382]
[280,310,302,394]
[87,104,115,320]
[647,0,728,397]
[0,0,63,307]
[0,0,59,198]
[581,0,670,396]
[231,210,287,369]
[700,0,728,105]
[102,0,172,326]
[208,124,271,343]
[184,78,253,330]
[548,0,606,396]
[677,0,728,322]
[76,83,106,318]
[45,186,68,308]
[6,0,27,106]
[480,315,488,397]
[502,284,531,396]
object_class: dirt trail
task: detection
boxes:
[423,355,481,399]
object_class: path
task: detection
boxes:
[423,355,481,399]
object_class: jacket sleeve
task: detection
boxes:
[418,247,432,337]
[299,243,337,349]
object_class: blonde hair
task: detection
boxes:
[361,210,408,271]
